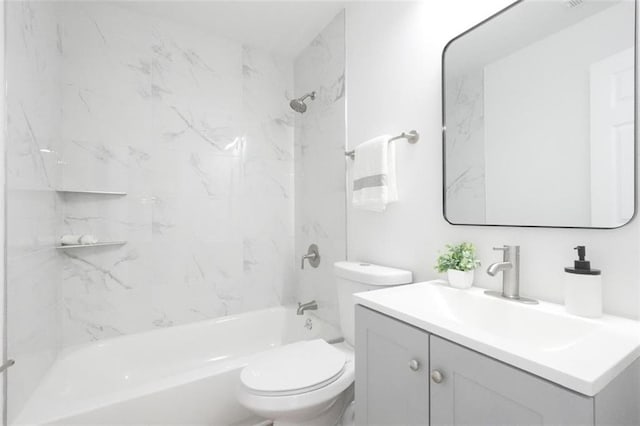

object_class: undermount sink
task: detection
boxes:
[354,280,640,396]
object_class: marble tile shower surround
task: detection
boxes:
[54,2,296,347]
[6,2,344,418]
[7,1,298,396]
[294,11,346,327]
[6,0,64,418]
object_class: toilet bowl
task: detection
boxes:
[237,261,412,425]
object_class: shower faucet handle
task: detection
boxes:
[301,244,321,270]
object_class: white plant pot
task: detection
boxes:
[447,269,474,289]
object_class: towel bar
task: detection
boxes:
[345,130,419,159]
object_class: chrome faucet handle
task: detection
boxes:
[493,246,520,260]
[301,244,321,270]
[492,246,509,260]
[493,245,519,251]
[301,253,316,269]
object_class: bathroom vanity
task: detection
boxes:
[354,281,640,425]
[423,0,640,421]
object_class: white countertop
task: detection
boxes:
[354,280,640,396]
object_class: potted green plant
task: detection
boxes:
[435,242,481,289]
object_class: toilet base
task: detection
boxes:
[273,384,354,426]
[340,400,355,426]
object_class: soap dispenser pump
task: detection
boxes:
[564,246,602,318]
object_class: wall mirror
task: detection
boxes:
[443,0,636,228]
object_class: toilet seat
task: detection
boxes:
[240,339,347,396]
[237,341,355,425]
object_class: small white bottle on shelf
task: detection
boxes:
[564,245,602,318]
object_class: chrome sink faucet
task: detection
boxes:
[297,300,318,315]
[485,245,538,304]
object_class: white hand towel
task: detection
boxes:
[60,235,81,246]
[352,135,398,212]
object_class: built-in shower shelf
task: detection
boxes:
[56,189,127,196]
[56,241,127,250]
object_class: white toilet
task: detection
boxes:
[237,261,412,426]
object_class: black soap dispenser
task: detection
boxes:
[564,246,602,318]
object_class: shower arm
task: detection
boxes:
[0,359,15,373]
[298,91,316,102]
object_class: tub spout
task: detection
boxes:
[297,300,318,315]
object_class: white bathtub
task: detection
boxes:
[13,306,342,425]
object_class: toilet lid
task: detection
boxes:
[241,339,346,395]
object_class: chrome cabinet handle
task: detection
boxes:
[431,370,444,384]
[409,359,420,371]
[0,359,15,373]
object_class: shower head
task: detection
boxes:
[289,91,316,114]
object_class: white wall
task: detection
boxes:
[346,0,640,320]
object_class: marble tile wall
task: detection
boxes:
[5,1,63,419]
[55,2,296,347]
[294,11,346,327]
[241,47,296,312]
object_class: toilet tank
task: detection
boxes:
[334,261,412,346]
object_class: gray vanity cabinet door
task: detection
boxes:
[355,305,430,426]
[430,335,594,426]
